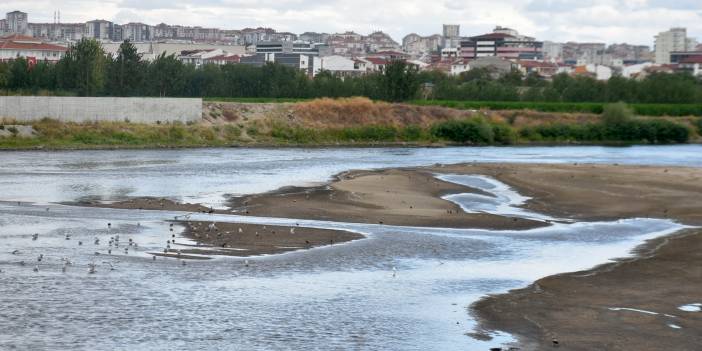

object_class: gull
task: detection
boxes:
[290,228,295,234]
[244,259,250,267]
[11,250,20,255]
[31,233,39,241]
[33,265,39,272]
[238,227,243,233]
[392,267,397,278]
[88,263,96,274]
[94,238,100,245]
[208,223,217,232]
[65,234,71,240]
[37,254,43,262]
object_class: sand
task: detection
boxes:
[228,169,547,230]
[164,221,363,257]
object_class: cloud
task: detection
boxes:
[1,0,700,45]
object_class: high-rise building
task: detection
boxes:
[86,19,117,41]
[6,11,28,35]
[443,24,460,38]
[654,28,696,64]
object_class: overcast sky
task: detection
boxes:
[2,0,701,46]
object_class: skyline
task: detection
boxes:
[1,1,701,46]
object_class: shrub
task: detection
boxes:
[430,117,499,144]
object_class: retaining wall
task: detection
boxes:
[0,96,202,124]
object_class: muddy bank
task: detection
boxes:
[472,229,702,351]
[229,168,547,230]
[160,221,363,258]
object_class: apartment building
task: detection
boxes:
[654,28,698,64]
[460,27,543,60]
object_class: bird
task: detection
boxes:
[552,337,560,347]
[88,263,96,274]
[392,266,397,278]
[37,254,43,262]
[181,260,187,266]
[31,233,39,241]
[61,263,68,273]
[11,250,20,255]
[290,228,295,234]
[244,259,250,267]
[152,255,156,261]
[33,265,39,272]
[94,238,100,245]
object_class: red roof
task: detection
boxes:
[469,32,514,41]
[680,56,702,64]
[207,55,240,62]
[365,57,388,65]
[0,34,40,42]
[518,60,558,69]
[0,35,67,52]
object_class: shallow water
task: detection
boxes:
[0,146,700,350]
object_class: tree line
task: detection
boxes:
[1,38,701,104]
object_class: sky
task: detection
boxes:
[2,0,701,46]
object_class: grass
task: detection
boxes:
[410,100,702,117]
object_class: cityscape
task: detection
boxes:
[1,9,701,79]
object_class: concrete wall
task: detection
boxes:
[0,97,202,124]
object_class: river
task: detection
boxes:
[0,145,699,350]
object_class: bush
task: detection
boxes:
[431,117,498,144]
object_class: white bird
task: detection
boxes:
[31,233,39,241]
[392,266,397,278]
[244,259,250,267]
[208,223,217,232]
[37,254,43,262]
[238,227,243,233]
[290,228,295,234]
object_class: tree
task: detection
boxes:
[148,53,186,97]
[380,60,420,102]
[8,57,30,90]
[107,40,145,96]
[58,38,107,96]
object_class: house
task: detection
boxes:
[518,60,560,78]
[572,64,613,80]
[177,49,223,67]
[450,59,470,76]
[363,57,388,72]
[678,56,702,76]
[0,34,67,63]
[319,55,366,76]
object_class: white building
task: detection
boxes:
[122,23,152,42]
[6,11,28,35]
[319,55,366,76]
[654,28,697,64]
[0,34,67,63]
[450,59,470,76]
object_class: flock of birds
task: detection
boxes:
[4,221,192,274]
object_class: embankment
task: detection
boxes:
[1,97,701,149]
